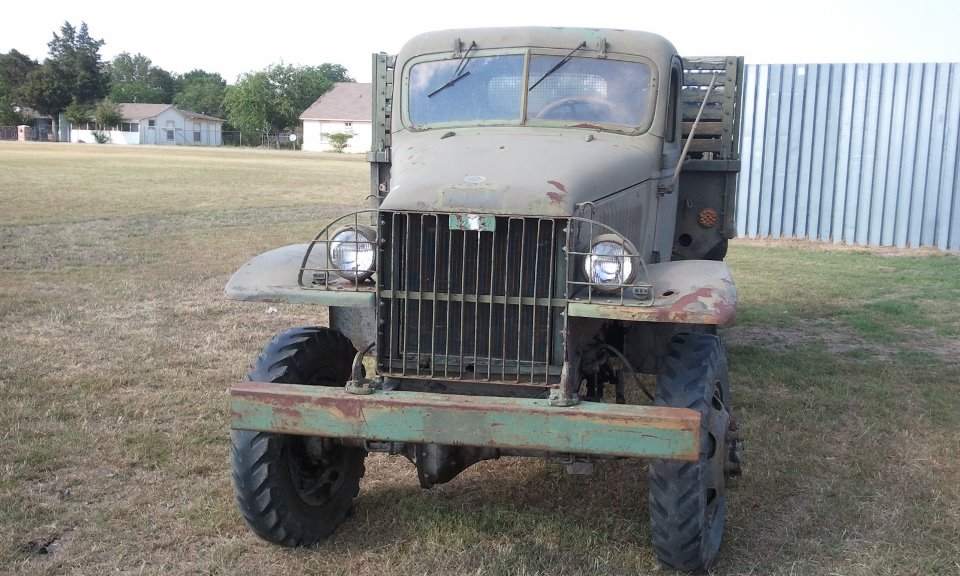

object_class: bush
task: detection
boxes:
[323,132,353,153]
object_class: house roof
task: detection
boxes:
[118,103,224,123]
[300,83,371,122]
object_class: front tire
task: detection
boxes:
[231,327,366,546]
[648,333,739,572]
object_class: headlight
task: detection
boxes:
[328,225,376,281]
[582,234,638,292]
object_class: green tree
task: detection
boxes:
[62,101,91,127]
[18,21,108,138]
[45,21,109,104]
[107,52,176,103]
[0,50,38,125]
[173,69,226,117]
[94,99,123,129]
[223,63,341,146]
[316,63,353,83]
[17,62,71,124]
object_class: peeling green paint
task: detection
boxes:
[230,382,701,460]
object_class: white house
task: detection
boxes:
[300,83,371,153]
[71,104,224,146]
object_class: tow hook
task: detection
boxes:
[345,342,379,395]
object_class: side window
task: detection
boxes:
[665,64,680,143]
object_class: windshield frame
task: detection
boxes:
[400,47,658,136]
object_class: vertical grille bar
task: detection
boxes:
[443,216,453,378]
[400,214,419,374]
[486,225,498,381]
[531,219,543,383]
[472,228,482,377]
[515,218,526,378]
[500,218,512,381]
[433,215,442,378]
[388,212,400,374]
[416,214,425,376]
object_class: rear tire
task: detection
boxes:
[704,238,728,261]
[649,333,735,572]
[231,327,366,546]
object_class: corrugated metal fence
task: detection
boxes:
[737,63,960,250]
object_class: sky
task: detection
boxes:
[3,0,959,84]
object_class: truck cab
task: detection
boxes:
[227,27,744,572]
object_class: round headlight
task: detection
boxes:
[328,225,376,282]
[582,234,638,292]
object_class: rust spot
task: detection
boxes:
[672,287,715,312]
[275,405,304,421]
[572,123,602,130]
[546,182,567,206]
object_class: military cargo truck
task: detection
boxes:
[226,27,744,572]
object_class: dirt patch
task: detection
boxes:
[732,237,959,258]
[724,320,896,359]
[19,525,75,560]
[896,326,960,365]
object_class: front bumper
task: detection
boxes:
[230,382,701,460]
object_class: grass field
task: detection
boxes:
[1,141,958,576]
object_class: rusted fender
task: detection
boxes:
[568,260,737,325]
[224,243,374,307]
[231,382,701,460]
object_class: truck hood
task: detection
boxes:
[382,128,661,216]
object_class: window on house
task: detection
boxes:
[148,120,155,128]
[166,120,175,141]
[344,122,352,128]
[121,122,139,132]
[193,123,201,143]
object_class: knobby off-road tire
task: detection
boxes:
[231,326,366,546]
[649,333,735,573]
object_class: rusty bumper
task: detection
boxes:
[230,382,701,460]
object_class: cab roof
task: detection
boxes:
[396,27,678,66]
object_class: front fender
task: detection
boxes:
[567,260,737,326]
[225,243,374,307]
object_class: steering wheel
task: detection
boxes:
[534,96,627,122]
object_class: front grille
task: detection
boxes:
[377,213,566,384]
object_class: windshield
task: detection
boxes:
[408,53,652,130]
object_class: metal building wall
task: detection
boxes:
[737,63,960,250]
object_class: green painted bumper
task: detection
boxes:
[230,382,701,460]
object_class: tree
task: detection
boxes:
[173,70,227,117]
[17,62,71,123]
[0,50,38,125]
[316,63,353,83]
[18,21,108,139]
[93,99,123,129]
[223,63,336,146]
[62,101,91,127]
[107,52,176,103]
[45,21,109,104]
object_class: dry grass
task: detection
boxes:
[1,142,958,576]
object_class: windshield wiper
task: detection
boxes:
[529,41,586,92]
[428,41,477,98]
